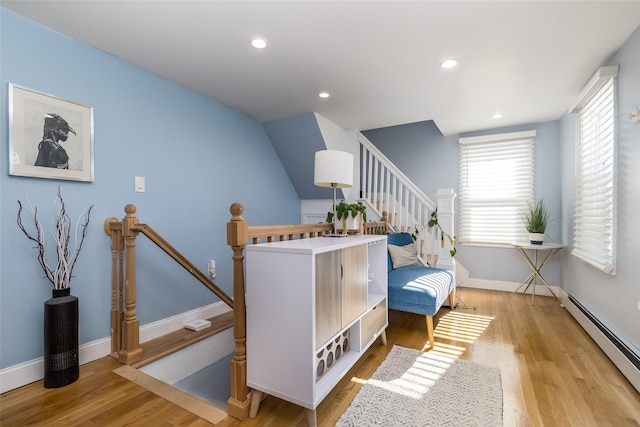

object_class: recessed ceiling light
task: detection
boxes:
[319,92,330,98]
[440,59,458,69]
[492,113,503,119]
[251,38,267,49]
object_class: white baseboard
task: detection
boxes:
[139,301,231,343]
[460,277,560,298]
[0,301,231,394]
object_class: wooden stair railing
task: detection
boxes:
[225,203,388,420]
[104,204,234,367]
[225,203,334,420]
[104,203,389,422]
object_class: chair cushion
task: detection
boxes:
[388,243,419,269]
[386,232,415,272]
[387,265,454,316]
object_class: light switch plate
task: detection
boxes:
[134,176,145,193]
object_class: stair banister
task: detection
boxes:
[355,132,456,269]
[357,132,439,259]
[120,204,143,364]
[226,203,251,420]
[435,188,457,272]
[104,205,235,366]
[357,132,436,211]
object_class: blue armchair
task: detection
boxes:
[387,232,456,348]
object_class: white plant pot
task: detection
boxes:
[336,214,362,232]
[529,233,545,245]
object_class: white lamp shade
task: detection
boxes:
[314,150,353,188]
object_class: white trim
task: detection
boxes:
[0,301,231,393]
[139,301,231,344]
[459,130,536,145]
[460,277,559,297]
[301,199,332,225]
[560,289,640,394]
[569,65,619,114]
[1,357,46,394]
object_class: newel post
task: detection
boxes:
[226,203,251,420]
[103,216,123,356]
[119,204,143,364]
[435,188,457,272]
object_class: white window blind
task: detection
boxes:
[459,131,535,245]
[571,66,618,274]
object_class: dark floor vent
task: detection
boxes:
[568,294,640,371]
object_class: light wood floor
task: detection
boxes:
[2,287,639,426]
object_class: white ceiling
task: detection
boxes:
[3,1,639,135]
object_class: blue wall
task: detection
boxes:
[263,113,330,199]
[363,120,563,286]
[0,9,301,369]
[559,26,640,355]
[362,120,459,199]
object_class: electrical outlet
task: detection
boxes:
[207,259,217,279]
[637,300,640,311]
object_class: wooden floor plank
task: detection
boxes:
[1,288,639,426]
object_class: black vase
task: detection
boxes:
[44,287,79,388]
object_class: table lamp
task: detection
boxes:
[314,150,353,236]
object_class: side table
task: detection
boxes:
[509,242,564,305]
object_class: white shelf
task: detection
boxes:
[246,234,385,254]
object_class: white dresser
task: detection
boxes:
[245,234,388,419]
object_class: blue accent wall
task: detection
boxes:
[263,113,333,199]
[0,9,301,368]
[363,120,459,199]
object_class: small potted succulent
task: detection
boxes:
[523,199,549,245]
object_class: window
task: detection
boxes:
[459,130,535,245]
[570,65,618,274]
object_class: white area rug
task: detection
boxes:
[335,345,503,427]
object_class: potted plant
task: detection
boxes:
[17,186,93,388]
[326,200,367,233]
[522,199,549,245]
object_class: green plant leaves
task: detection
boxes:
[329,200,367,224]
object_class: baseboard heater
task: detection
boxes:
[568,294,640,372]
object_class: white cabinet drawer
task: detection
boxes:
[360,299,387,348]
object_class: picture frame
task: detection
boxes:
[8,83,94,182]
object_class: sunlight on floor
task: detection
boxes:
[433,310,495,344]
[350,310,496,396]
[423,341,467,357]
[367,351,458,400]
[418,310,495,357]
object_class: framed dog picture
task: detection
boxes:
[8,83,94,182]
